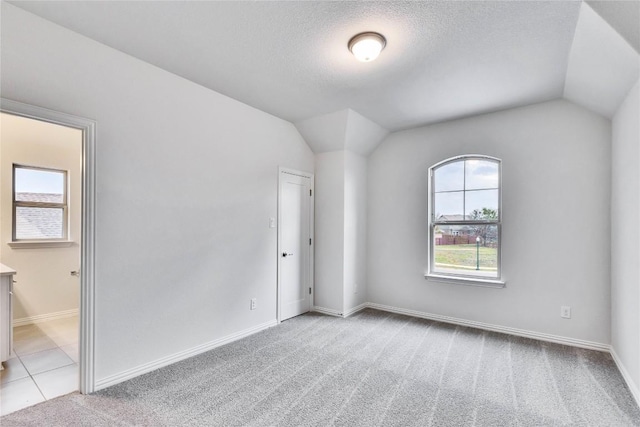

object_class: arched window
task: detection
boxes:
[427,155,503,285]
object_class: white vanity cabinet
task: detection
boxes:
[0,263,16,368]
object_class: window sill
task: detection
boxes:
[8,240,75,249]
[425,273,505,288]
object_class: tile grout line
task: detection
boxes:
[3,350,47,403]
[1,318,79,416]
[17,347,76,378]
[5,320,79,403]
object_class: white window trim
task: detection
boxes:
[8,240,74,249]
[12,164,69,242]
[427,154,504,287]
[425,273,505,288]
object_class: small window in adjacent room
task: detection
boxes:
[13,165,68,241]
[427,155,503,286]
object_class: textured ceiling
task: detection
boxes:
[9,0,584,132]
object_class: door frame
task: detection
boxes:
[1,98,97,394]
[277,167,314,323]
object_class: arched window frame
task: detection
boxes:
[426,155,505,287]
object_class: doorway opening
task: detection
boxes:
[0,99,96,415]
[277,167,314,322]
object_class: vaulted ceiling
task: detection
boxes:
[8,1,640,149]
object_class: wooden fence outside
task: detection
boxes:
[435,234,498,248]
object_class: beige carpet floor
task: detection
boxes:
[1,308,639,426]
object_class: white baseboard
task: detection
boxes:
[317,301,637,407]
[13,308,79,327]
[610,346,640,408]
[343,303,368,318]
[312,304,367,318]
[95,319,278,391]
[93,302,627,398]
[312,306,342,317]
[366,302,609,352]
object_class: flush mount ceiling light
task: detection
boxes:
[348,32,386,62]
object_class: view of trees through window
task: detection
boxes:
[430,157,500,279]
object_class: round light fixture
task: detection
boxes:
[348,32,386,62]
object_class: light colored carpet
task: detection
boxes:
[2,308,639,426]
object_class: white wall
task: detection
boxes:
[344,150,367,312]
[0,113,82,320]
[368,99,611,344]
[1,3,314,383]
[314,151,344,312]
[314,149,368,315]
[611,79,640,395]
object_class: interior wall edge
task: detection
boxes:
[343,302,368,318]
[312,302,368,319]
[610,345,640,408]
[311,306,343,317]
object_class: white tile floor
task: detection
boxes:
[0,316,78,416]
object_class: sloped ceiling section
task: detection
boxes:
[6,1,638,132]
[7,1,581,132]
[586,0,640,54]
[295,109,388,156]
[564,2,640,118]
[344,110,389,157]
[295,110,350,154]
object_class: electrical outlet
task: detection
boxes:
[250,298,257,310]
[560,306,571,319]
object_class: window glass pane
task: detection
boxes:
[434,161,464,192]
[465,159,499,190]
[465,189,499,219]
[15,168,64,203]
[433,224,498,278]
[434,191,463,219]
[15,207,64,239]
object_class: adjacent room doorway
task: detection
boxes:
[0,113,82,415]
[0,99,96,400]
[277,168,314,322]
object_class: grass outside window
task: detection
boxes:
[434,244,497,272]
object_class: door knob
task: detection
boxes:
[282,252,294,257]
